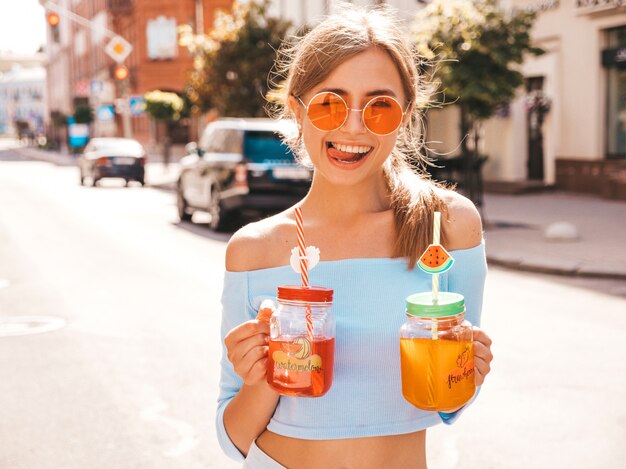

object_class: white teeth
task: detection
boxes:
[330,142,372,154]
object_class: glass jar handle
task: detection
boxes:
[256,299,276,324]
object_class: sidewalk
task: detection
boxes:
[483,192,626,279]
[9,143,626,280]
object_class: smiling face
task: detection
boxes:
[290,47,410,188]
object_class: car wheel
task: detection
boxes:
[93,178,99,187]
[177,186,192,222]
[209,187,232,232]
[80,171,85,186]
[138,178,145,186]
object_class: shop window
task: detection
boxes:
[605,26,626,159]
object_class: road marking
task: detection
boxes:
[140,390,198,457]
[0,315,66,337]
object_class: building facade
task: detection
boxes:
[44,0,232,151]
[0,65,47,137]
[427,0,626,199]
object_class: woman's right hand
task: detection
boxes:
[224,320,270,386]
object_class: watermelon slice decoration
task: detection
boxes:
[418,244,454,274]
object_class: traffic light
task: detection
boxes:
[47,12,60,43]
[113,65,129,81]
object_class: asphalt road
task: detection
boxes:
[1,146,624,469]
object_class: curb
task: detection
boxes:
[487,256,626,280]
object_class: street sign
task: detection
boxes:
[105,35,132,63]
[68,123,89,147]
[129,96,145,116]
[114,98,128,114]
[74,79,90,97]
[96,104,115,122]
[90,80,104,96]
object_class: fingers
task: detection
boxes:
[473,340,493,365]
[472,327,493,386]
[237,344,269,385]
[228,332,267,367]
[473,354,490,386]
[244,355,269,385]
[224,320,269,350]
[225,320,271,385]
[472,327,492,348]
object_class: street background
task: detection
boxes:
[1,138,625,468]
[2,0,626,467]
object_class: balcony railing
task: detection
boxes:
[107,0,134,14]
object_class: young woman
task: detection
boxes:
[217,5,493,468]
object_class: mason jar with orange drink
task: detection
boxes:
[399,292,475,412]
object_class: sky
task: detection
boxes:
[0,0,47,54]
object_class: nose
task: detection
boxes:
[341,107,366,134]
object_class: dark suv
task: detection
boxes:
[177,118,312,231]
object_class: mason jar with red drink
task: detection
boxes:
[266,285,335,397]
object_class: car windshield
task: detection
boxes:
[243,131,295,163]
[94,140,142,153]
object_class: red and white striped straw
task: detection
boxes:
[295,206,314,339]
[295,207,309,287]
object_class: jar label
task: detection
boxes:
[272,337,322,372]
[447,345,474,389]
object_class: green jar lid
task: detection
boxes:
[405,292,465,318]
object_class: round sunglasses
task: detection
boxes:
[297,91,410,136]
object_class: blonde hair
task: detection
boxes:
[267,3,448,268]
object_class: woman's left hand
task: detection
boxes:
[472,327,493,386]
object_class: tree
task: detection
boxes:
[73,104,94,124]
[179,0,292,117]
[412,0,543,202]
[144,90,184,121]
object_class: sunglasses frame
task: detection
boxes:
[296,91,411,136]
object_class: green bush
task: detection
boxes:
[144,90,184,121]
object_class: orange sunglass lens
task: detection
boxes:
[363,97,403,135]
[306,93,348,131]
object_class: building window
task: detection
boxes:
[605,26,626,159]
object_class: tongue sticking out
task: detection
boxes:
[328,146,364,162]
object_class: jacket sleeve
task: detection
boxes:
[215,271,255,462]
[438,241,488,424]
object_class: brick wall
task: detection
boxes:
[556,158,626,200]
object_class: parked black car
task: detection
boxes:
[79,138,146,186]
[177,118,312,231]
